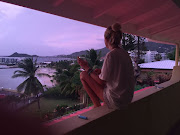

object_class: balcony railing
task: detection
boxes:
[46,80,180,135]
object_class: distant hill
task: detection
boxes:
[67,50,88,57]
[9,42,175,58]
[96,47,109,56]
[62,42,175,58]
[145,42,175,53]
[8,52,38,57]
[60,47,109,58]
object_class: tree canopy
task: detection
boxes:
[12,58,44,95]
[12,58,47,109]
[167,49,180,60]
[51,49,103,99]
[154,53,162,61]
[85,49,103,69]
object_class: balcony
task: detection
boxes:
[0,0,180,134]
[46,76,180,135]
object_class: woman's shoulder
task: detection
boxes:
[105,48,129,59]
[105,51,112,58]
[109,48,125,55]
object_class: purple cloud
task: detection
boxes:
[0,1,106,56]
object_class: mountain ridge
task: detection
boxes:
[59,42,175,58]
[8,42,175,58]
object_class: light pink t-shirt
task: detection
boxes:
[99,48,135,109]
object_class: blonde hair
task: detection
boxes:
[104,23,122,47]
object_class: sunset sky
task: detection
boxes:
[0,1,106,56]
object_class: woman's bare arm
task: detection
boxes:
[77,57,106,88]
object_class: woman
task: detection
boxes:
[77,23,135,109]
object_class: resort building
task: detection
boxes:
[144,51,167,62]
[139,60,176,70]
[139,60,176,73]
[129,50,168,63]
[0,57,22,64]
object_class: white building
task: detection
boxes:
[144,51,158,63]
[129,50,168,63]
[0,57,18,64]
[160,53,167,60]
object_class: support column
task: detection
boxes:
[171,43,180,82]
[175,44,179,66]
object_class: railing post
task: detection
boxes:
[175,43,179,66]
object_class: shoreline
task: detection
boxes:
[0,64,18,69]
[0,88,18,93]
[0,67,18,69]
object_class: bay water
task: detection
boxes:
[0,67,55,90]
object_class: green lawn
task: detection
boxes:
[22,97,80,118]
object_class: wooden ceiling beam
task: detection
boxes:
[137,11,179,31]
[117,0,166,24]
[93,0,127,19]
[52,0,64,7]
[150,23,180,35]
[149,16,180,35]
[163,29,180,40]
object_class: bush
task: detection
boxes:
[71,104,81,111]
[43,86,63,98]
[137,71,172,86]
[43,103,84,121]
[135,84,149,91]
[55,104,68,116]
[156,73,171,83]
[44,86,80,100]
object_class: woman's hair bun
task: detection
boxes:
[112,23,121,32]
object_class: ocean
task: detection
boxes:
[0,67,56,90]
[0,57,75,91]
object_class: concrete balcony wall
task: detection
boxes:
[171,66,180,82]
[48,81,180,135]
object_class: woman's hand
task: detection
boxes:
[77,57,89,71]
[94,68,101,75]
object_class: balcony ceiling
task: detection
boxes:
[0,0,180,45]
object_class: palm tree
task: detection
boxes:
[122,33,136,51]
[58,63,82,99]
[54,67,63,83]
[12,58,48,110]
[51,60,83,98]
[85,49,103,69]
[53,60,73,83]
[81,49,103,105]
[154,53,162,61]
[54,50,102,102]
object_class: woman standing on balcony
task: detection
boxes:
[78,23,135,109]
